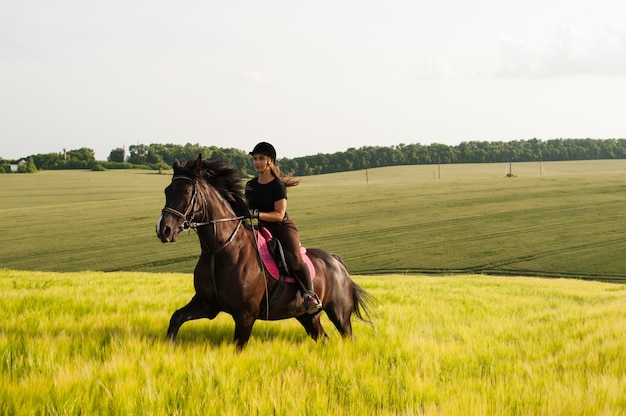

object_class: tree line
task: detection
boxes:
[279,138,626,176]
[0,148,96,173]
[2,138,626,175]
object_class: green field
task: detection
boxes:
[2,270,625,415]
[1,160,625,281]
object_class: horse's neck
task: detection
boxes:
[197,184,240,244]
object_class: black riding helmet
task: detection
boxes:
[249,142,276,160]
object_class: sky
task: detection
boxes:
[1,0,626,161]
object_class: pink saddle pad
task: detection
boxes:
[257,227,316,282]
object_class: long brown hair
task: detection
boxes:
[269,160,300,188]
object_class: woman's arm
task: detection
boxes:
[258,198,287,223]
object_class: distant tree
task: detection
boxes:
[65,148,96,169]
[128,144,149,165]
[108,148,126,163]
[31,152,62,170]
[0,158,9,173]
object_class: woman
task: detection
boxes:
[245,141,322,314]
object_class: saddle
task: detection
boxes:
[265,234,291,279]
[256,227,316,283]
[255,227,316,311]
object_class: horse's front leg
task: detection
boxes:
[167,295,218,343]
[232,311,257,350]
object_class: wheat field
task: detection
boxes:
[2,270,625,415]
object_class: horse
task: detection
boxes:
[156,154,374,349]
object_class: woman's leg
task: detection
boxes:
[272,222,322,314]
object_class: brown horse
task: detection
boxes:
[156,155,374,349]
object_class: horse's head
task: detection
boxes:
[156,155,204,243]
[156,154,247,243]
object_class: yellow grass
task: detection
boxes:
[2,270,625,415]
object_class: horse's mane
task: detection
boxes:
[178,157,248,216]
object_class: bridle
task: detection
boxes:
[162,175,245,253]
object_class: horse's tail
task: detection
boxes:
[331,254,376,325]
[352,281,376,324]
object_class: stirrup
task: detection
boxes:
[303,291,322,314]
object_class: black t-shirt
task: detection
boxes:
[245,177,287,213]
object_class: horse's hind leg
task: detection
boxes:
[296,314,329,342]
[325,305,355,340]
[167,295,217,342]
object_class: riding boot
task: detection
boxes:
[293,267,322,314]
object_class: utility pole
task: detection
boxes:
[437,154,441,179]
[508,142,513,176]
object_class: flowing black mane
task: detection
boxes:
[177,157,248,216]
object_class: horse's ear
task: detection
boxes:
[173,159,181,170]
[195,154,203,169]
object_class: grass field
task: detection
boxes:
[2,270,625,415]
[2,161,625,415]
[1,160,625,281]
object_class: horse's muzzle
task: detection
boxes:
[156,214,179,243]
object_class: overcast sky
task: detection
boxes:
[2,0,625,161]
